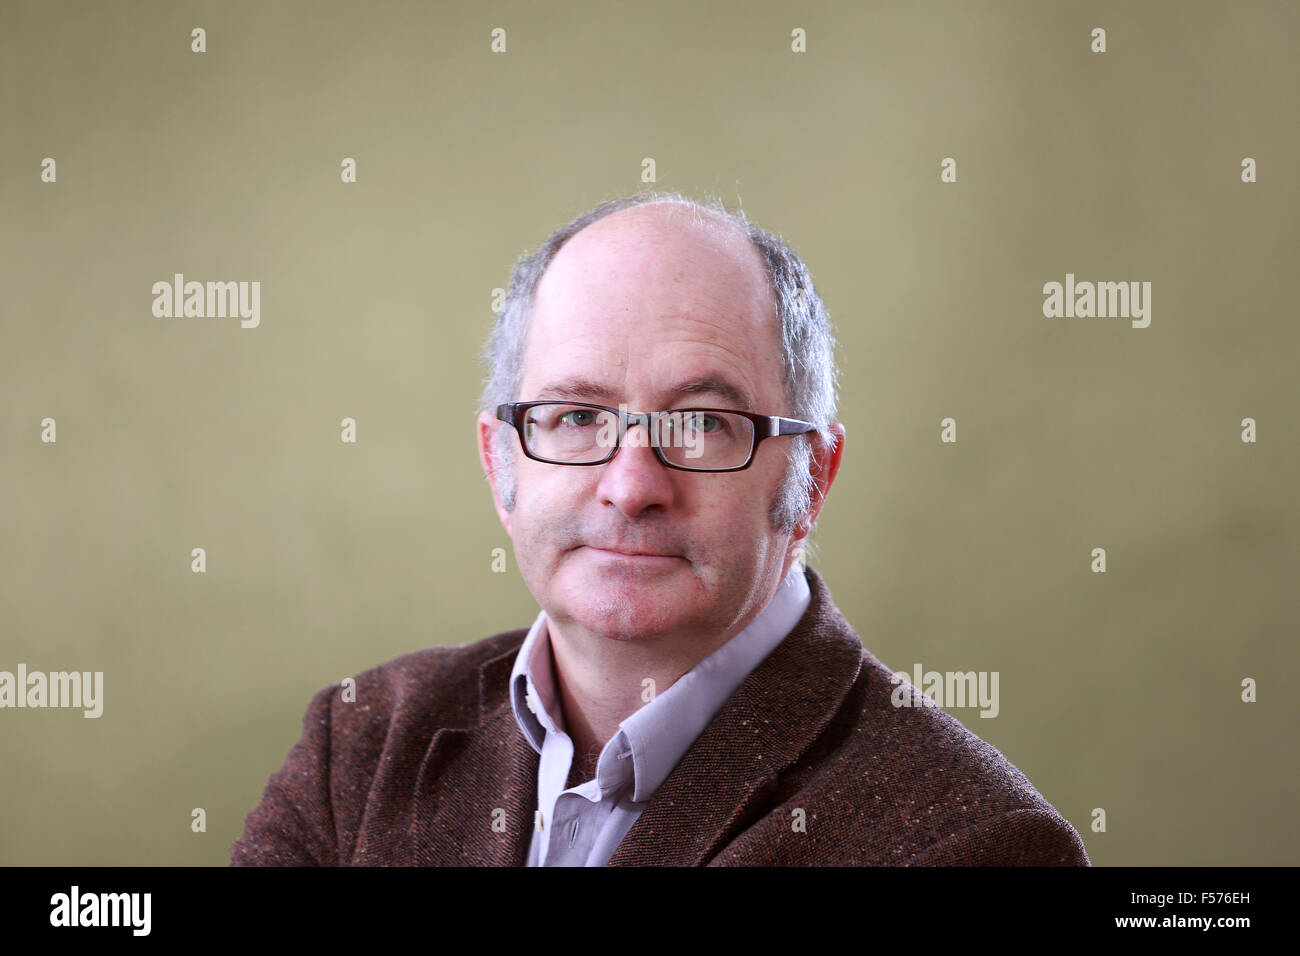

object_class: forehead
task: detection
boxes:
[520,205,785,409]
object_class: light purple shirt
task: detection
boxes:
[508,563,811,866]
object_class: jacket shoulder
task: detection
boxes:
[341,626,528,729]
[721,643,1090,866]
[230,627,528,866]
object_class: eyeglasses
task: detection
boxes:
[495,401,817,472]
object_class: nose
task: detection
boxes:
[595,421,677,517]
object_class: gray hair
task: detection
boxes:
[478,190,839,556]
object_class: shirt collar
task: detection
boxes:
[508,563,812,802]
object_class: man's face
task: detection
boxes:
[479,205,815,646]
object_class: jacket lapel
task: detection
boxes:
[368,645,540,866]
[606,566,864,866]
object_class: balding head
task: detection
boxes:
[479,191,841,545]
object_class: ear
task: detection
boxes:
[792,422,845,544]
[477,409,514,536]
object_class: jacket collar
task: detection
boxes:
[378,565,862,866]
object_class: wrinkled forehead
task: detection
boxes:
[519,209,785,410]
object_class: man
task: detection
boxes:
[231,192,1089,866]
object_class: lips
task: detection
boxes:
[584,545,681,559]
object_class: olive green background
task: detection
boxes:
[2,0,1296,866]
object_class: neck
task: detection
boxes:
[549,625,710,782]
[548,603,781,783]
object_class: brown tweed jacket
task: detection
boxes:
[231,566,1090,866]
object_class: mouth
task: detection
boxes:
[582,546,684,564]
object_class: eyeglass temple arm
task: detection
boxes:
[770,416,817,437]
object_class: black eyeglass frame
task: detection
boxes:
[495,401,817,473]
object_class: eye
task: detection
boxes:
[558,409,598,427]
[684,413,724,433]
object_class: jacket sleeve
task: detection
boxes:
[230,684,340,866]
[905,806,1092,866]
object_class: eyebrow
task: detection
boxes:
[534,376,753,410]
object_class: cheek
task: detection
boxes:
[513,470,587,549]
[699,475,780,545]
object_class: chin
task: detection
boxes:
[572,584,688,640]
[549,554,702,636]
